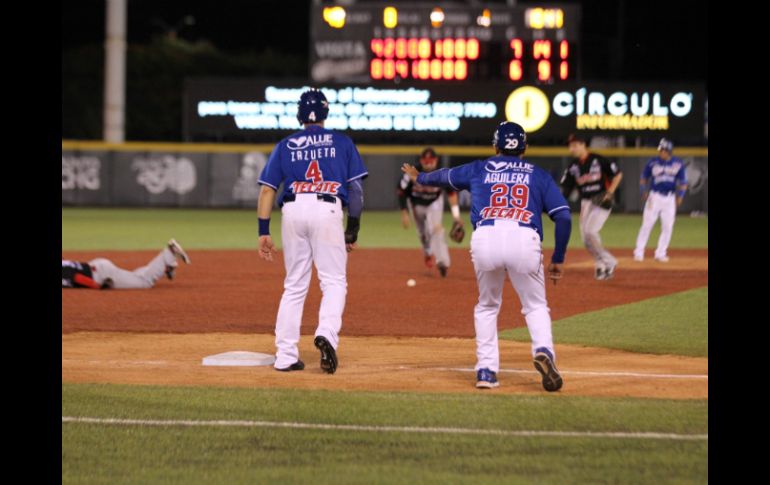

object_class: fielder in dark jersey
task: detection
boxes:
[560,134,623,280]
[402,121,571,392]
[62,239,190,289]
[397,147,462,277]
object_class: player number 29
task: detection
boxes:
[490,183,529,208]
[305,160,323,183]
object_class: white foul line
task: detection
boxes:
[62,416,707,441]
[399,366,708,380]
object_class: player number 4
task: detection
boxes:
[305,160,323,183]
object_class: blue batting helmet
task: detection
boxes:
[493,121,527,152]
[297,88,329,125]
[657,138,674,152]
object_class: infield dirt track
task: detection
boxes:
[62,248,708,399]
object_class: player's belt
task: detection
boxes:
[652,190,674,196]
[283,193,338,204]
[475,219,538,233]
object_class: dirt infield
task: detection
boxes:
[62,332,707,399]
[61,248,707,399]
[62,248,707,336]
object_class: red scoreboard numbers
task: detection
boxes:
[371,37,571,82]
[509,39,570,82]
[370,37,479,81]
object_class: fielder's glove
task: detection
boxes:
[591,192,614,210]
[449,220,465,243]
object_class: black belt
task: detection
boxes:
[283,193,338,204]
[475,219,538,233]
[651,190,674,196]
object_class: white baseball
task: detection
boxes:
[407,279,416,287]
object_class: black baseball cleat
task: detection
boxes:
[275,360,305,372]
[437,263,448,278]
[314,336,338,374]
[603,265,616,280]
[165,265,176,280]
[533,348,563,392]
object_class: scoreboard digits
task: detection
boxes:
[311,3,581,84]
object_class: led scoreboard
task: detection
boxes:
[310,2,580,84]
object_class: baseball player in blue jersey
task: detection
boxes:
[257,88,368,374]
[633,138,688,262]
[402,121,571,392]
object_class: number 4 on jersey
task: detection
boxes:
[305,160,323,183]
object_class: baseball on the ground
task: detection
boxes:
[407,279,416,287]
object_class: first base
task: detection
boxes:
[202,351,276,367]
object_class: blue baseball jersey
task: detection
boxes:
[642,156,688,195]
[258,125,368,206]
[419,155,570,240]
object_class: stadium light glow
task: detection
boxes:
[383,7,398,29]
[322,7,346,29]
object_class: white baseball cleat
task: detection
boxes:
[168,239,191,264]
[654,256,670,263]
[633,255,644,262]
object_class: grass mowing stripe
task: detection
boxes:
[62,208,708,250]
[63,383,707,434]
[419,367,707,379]
[62,417,708,441]
[501,286,708,357]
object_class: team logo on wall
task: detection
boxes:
[233,151,268,200]
[132,156,197,194]
[62,156,101,190]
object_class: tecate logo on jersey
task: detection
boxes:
[287,134,334,150]
[484,161,534,173]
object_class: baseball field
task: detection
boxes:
[62,208,708,483]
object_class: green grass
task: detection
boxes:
[62,208,708,251]
[62,383,707,484]
[501,287,708,357]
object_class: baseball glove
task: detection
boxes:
[449,220,465,243]
[591,192,614,210]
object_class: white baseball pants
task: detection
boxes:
[274,194,347,370]
[580,198,617,271]
[634,191,677,260]
[470,221,555,373]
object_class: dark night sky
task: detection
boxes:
[62,0,707,84]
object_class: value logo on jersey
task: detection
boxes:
[484,160,534,173]
[287,134,334,150]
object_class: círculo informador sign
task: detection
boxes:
[184,79,705,144]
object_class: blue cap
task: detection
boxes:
[657,138,674,152]
[297,88,329,125]
[493,121,527,152]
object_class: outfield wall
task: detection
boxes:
[62,141,708,213]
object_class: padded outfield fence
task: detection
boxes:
[62,140,708,213]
